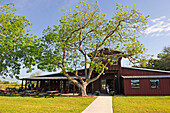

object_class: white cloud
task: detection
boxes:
[151,16,166,23]
[145,16,170,37]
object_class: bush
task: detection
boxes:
[11,81,20,86]
[95,91,100,96]
[109,91,115,96]
[3,81,10,84]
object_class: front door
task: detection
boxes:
[101,79,115,94]
[106,79,114,92]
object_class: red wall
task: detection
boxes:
[121,67,170,76]
[124,78,170,96]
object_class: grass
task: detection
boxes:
[0,94,96,113]
[113,96,170,113]
[0,84,21,90]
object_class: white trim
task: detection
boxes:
[37,69,85,77]
[122,75,170,78]
[122,67,170,73]
[20,76,85,80]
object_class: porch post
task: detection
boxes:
[49,80,50,90]
[36,81,39,87]
[21,80,23,89]
[117,71,121,94]
[25,80,27,90]
[73,84,75,96]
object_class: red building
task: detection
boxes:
[20,49,170,96]
[121,67,170,95]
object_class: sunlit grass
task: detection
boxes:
[0,95,96,113]
[113,96,170,113]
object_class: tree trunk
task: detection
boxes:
[79,84,87,96]
[81,86,87,96]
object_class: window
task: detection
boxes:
[45,80,49,86]
[60,81,64,89]
[101,80,106,90]
[66,81,69,89]
[150,80,160,88]
[112,57,117,65]
[131,80,140,88]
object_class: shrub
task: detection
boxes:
[109,91,115,96]
[3,81,10,84]
[11,81,20,86]
[95,91,100,96]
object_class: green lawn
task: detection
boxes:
[0,95,96,113]
[113,96,170,113]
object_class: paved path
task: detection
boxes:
[82,96,113,113]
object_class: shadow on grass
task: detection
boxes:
[0,94,68,98]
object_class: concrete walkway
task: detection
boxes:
[82,96,113,113]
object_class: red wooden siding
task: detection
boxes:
[121,67,170,76]
[124,78,170,96]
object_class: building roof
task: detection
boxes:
[122,67,170,74]
[20,66,170,80]
[20,76,85,80]
[122,75,170,78]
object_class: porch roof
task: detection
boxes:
[122,75,170,79]
[20,76,86,80]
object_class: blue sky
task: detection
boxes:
[1,0,170,81]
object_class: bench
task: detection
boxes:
[20,90,39,96]
[0,90,7,95]
[44,91,61,98]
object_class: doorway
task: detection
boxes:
[101,79,115,93]
[106,79,114,92]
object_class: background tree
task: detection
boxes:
[0,2,37,79]
[157,46,170,71]
[134,46,170,71]
[30,71,41,78]
[35,1,149,96]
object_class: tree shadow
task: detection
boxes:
[0,94,68,98]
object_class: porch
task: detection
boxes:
[20,76,86,94]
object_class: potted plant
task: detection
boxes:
[109,91,115,96]
[95,91,100,96]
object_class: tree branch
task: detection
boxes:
[87,62,109,84]
[63,72,82,88]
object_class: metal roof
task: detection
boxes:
[37,67,170,77]
[122,75,170,78]
[36,68,86,77]
[20,76,85,80]
[122,67,170,73]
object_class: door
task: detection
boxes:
[106,79,115,92]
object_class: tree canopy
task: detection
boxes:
[33,1,149,96]
[0,2,37,79]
